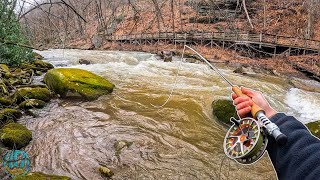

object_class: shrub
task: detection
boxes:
[0,1,33,66]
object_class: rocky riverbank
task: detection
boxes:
[0,52,115,179]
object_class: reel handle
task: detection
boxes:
[232,86,288,146]
[232,86,264,118]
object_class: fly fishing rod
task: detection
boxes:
[183,45,287,164]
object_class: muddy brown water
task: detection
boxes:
[20,49,320,179]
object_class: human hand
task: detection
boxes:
[231,87,277,118]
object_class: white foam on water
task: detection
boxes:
[285,88,320,123]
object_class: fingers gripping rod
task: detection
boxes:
[184,45,287,145]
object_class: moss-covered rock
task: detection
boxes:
[0,108,22,123]
[33,60,54,70]
[0,123,32,149]
[99,166,114,178]
[306,121,320,138]
[44,68,115,100]
[32,52,44,60]
[13,172,70,180]
[19,99,46,109]
[13,87,51,103]
[212,99,237,127]
[0,96,12,106]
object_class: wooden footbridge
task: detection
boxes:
[105,32,320,56]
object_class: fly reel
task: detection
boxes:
[223,117,268,164]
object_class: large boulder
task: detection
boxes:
[306,121,320,138]
[44,68,115,100]
[13,87,52,103]
[0,123,32,149]
[13,172,70,180]
[212,99,237,127]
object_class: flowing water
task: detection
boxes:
[20,49,320,180]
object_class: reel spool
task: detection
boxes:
[223,117,268,164]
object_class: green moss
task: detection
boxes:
[44,68,115,100]
[0,96,12,106]
[0,123,32,149]
[13,172,70,180]
[19,99,46,109]
[13,87,51,103]
[211,99,237,127]
[0,108,22,123]
[306,121,320,138]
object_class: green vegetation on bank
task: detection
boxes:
[0,1,32,66]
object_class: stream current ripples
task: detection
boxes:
[20,49,320,180]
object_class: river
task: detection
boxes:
[21,49,320,179]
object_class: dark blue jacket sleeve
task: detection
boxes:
[267,113,320,180]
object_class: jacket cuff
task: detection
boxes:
[269,113,286,124]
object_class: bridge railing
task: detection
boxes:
[105,31,320,51]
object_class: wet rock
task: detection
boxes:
[212,99,237,127]
[289,79,320,93]
[233,66,246,74]
[32,52,44,60]
[19,99,46,109]
[163,51,173,62]
[13,87,51,103]
[12,172,70,180]
[0,123,32,149]
[35,71,42,76]
[79,59,91,65]
[0,108,22,123]
[114,140,133,155]
[185,58,198,63]
[306,121,320,138]
[33,60,54,71]
[44,68,115,100]
[99,166,114,178]
[233,65,255,75]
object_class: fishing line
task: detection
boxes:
[150,45,186,108]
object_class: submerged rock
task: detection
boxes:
[44,68,115,100]
[163,51,173,62]
[0,108,22,123]
[114,140,133,155]
[211,99,237,127]
[306,121,320,138]
[13,87,51,103]
[79,59,91,65]
[13,172,70,180]
[0,123,32,149]
[99,166,114,178]
[19,99,46,109]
